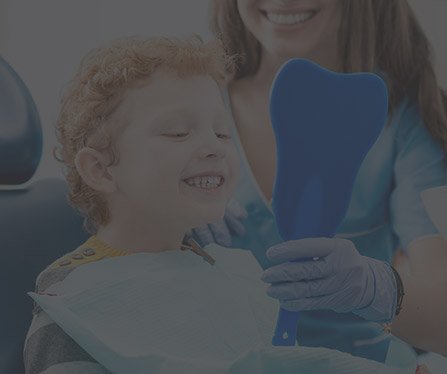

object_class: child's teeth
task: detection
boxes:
[184,176,222,189]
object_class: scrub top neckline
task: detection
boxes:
[223,87,274,213]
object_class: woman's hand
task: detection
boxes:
[261,237,397,322]
[188,199,248,247]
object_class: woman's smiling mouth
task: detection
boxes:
[261,9,318,26]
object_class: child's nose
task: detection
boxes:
[198,146,225,159]
[196,133,226,159]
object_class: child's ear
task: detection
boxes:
[74,147,116,193]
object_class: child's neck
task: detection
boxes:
[96,217,186,254]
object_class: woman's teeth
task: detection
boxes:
[265,11,316,25]
[184,176,224,189]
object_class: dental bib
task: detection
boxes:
[269,59,388,346]
[29,245,408,373]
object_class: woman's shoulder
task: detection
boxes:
[391,97,435,146]
[391,97,418,124]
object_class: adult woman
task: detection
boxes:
[194,0,447,362]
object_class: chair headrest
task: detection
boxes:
[0,56,42,185]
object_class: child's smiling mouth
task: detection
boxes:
[182,173,226,192]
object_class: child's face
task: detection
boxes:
[237,0,342,63]
[107,70,239,230]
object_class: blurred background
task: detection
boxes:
[0,0,446,181]
[0,0,211,180]
[0,0,446,180]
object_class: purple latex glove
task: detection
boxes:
[187,199,248,247]
[261,238,398,322]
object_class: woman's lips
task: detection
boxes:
[260,9,318,26]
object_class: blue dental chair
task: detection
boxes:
[0,56,88,373]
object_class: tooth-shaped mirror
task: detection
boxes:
[269,59,388,346]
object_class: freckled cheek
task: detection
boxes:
[238,4,260,31]
[252,13,264,33]
[151,160,187,186]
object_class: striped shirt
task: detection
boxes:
[24,237,128,374]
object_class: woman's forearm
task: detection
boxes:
[390,236,447,356]
[390,271,447,355]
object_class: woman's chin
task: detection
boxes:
[265,41,311,62]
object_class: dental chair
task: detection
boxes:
[0,56,88,373]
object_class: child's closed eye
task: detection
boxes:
[162,132,190,138]
[162,132,231,140]
[216,132,232,140]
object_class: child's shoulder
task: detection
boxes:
[35,238,108,293]
[48,241,107,270]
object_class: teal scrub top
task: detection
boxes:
[223,90,447,363]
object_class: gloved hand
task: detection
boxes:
[261,237,398,322]
[187,199,248,247]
